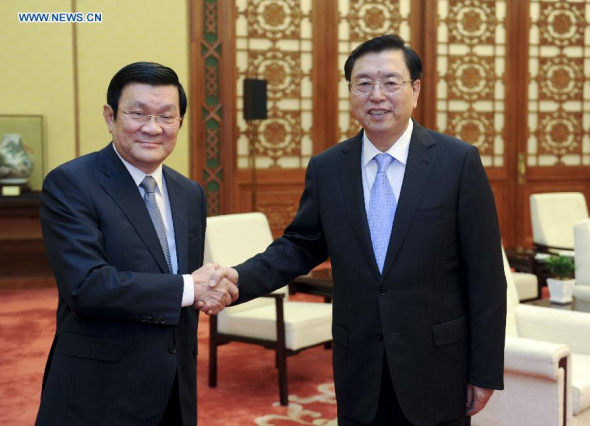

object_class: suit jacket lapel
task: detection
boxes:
[337,131,382,280]
[164,167,188,275]
[97,144,170,273]
[381,122,437,279]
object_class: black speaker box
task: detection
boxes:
[243,79,268,120]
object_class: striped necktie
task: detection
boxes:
[140,176,172,273]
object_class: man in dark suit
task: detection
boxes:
[36,62,238,426]
[228,35,507,425]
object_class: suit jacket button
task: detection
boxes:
[379,288,388,296]
[169,346,177,354]
[160,318,166,324]
[376,333,383,341]
[141,316,147,323]
[147,317,153,323]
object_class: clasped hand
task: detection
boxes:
[192,263,239,315]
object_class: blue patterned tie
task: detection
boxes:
[140,176,172,273]
[369,154,396,273]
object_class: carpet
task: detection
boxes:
[0,288,337,425]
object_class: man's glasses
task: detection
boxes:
[350,78,414,96]
[120,110,182,128]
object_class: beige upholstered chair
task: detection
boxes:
[204,212,332,406]
[512,270,539,301]
[574,219,590,313]
[530,192,589,254]
[473,249,590,425]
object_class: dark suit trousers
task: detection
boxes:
[338,356,471,426]
[159,374,182,425]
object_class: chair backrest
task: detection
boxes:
[530,192,589,250]
[204,212,288,313]
[574,218,590,286]
[502,247,520,337]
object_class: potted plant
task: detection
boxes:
[544,254,575,304]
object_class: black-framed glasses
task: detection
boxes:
[120,110,183,128]
[350,78,414,96]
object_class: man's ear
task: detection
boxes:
[103,104,115,133]
[412,79,421,109]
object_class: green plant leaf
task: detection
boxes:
[544,255,575,280]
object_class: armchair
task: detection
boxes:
[473,249,590,425]
[574,219,590,312]
[204,212,333,406]
[530,192,588,254]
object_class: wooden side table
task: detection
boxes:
[0,192,54,288]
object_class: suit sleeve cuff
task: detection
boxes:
[181,274,194,307]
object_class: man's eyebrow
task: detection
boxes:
[124,101,178,112]
[353,72,402,80]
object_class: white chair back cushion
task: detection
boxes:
[503,248,520,337]
[204,212,288,314]
[575,219,590,286]
[530,192,589,249]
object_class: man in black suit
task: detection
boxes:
[228,35,507,425]
[36,62,238,426]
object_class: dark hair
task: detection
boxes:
[344,34,423,82]
[107,62,187,119]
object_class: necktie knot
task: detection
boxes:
[374,153,394,173]
[140,176,157,193]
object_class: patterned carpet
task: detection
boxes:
[0,288,337,425]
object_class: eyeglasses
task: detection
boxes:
[120,110,183,128]
[350,78,414,96]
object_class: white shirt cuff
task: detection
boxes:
[181,274,194,307]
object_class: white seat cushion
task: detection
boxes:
[218,301,333,351]
[512,271,538,301]
[572,353,590,415]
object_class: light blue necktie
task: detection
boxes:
[369,154,396,273]
[140,176,173,273]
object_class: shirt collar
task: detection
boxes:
[362,119,413,168]
[112,143,164,193]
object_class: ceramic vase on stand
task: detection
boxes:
[0,133,34,194]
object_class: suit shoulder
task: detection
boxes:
[47,151,99,179]
[312,133,360,165]
[163,165,204,193]
[422,127,474,154]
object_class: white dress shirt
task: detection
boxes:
[113,144,194,307]
[362,119,412,216]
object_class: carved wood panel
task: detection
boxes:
[337,0,413,140]
[191,0,590,247]
[235,0,314,170]
[528,0,590,167]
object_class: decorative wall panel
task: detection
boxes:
[337,0,412,141]
[528,0,590,166]
[235,0,314,170]
[200,0,223,215]
[435,0,506,167]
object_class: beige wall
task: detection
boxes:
[0,0,191,190]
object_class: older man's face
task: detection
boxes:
[350,49,420,150]
[103,83,181,174]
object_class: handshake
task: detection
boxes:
[192,263,239,315]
